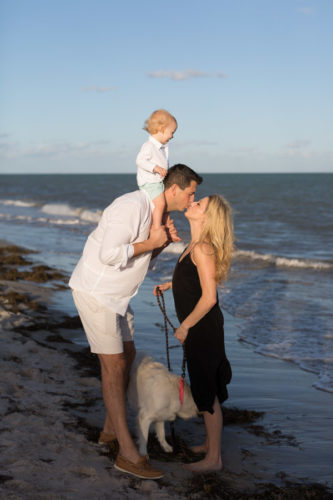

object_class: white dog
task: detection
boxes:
[127,351,198,456]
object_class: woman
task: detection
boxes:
[154,194,234,472]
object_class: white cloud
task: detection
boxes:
[0,140,112,159]
[0,135,17,154]
[227,146,260,156]
[147,69,227,81]
[285,140,310,150]
[174,139,218,148]
[0,142,10,152]
[81,86,116,93]
[216,72,228,78]
[298,7,314,15]
[23,142,90,157]
[283,140,317,159]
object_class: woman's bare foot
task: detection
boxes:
[190,443,208,454]
[183,458,223,473]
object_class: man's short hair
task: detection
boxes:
[164,164,203,190]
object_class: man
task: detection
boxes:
[69,164,202,479]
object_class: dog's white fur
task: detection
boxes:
[127,351,198,455]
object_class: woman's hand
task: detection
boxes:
[153,281,172,296]
[174,324,189,345]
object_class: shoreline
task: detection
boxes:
[1,242,332,499]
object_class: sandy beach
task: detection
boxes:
[1,241,332,499]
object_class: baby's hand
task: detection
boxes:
[153,166,168,178]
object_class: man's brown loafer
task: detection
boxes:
[114,454,163,479]
[98,431,117,445]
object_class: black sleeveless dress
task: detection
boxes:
[172,252,232,414]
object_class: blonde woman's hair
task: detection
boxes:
[199,194,234,284]
[144,109,177,134]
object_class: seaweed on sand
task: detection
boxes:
[184,474,332,499]
[0,290,46,313]
[0,244,67,283]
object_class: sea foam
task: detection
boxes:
[40,204,101,224]
[0,199,37,207]
[234,249,332,270]
[41,203,82,217]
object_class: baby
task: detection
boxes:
[136,109,180,240]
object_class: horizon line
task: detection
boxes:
[0,171,332,175]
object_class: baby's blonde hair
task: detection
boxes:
[199,194,234,284]
[144,109,177,134]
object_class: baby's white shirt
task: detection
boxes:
[136,135,169,186]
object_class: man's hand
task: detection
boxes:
[132,226,168,257]
[148,225,168,249]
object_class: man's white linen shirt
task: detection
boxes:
[136,135,169,187]
[69,190,153,316]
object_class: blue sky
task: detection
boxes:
[1,0,332,174]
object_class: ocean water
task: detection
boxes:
[0,173,332,394]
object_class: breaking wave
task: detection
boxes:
[234,249,332,270]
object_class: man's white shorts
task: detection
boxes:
[72,290,134,354]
